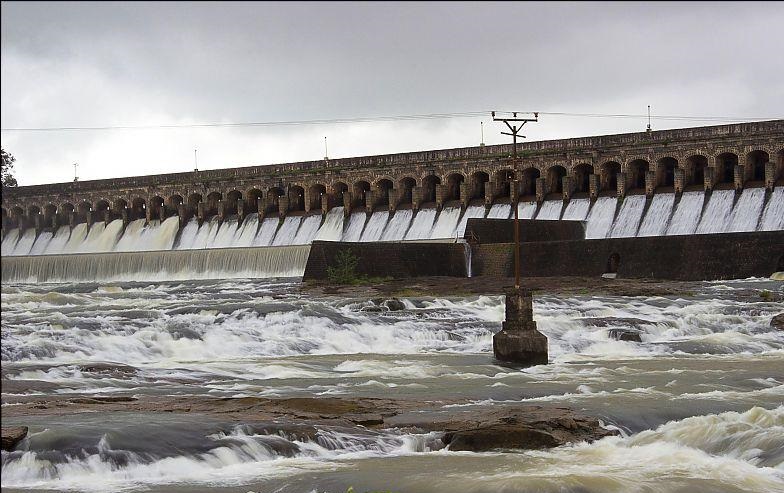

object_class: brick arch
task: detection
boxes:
[682,154,709,187]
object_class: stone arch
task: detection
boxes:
[267,186,284,212]
[398,177,416,205]
[205,192,222,217]
[289,185,305,212]
[245,188,264,214]
[469,171,490,201]
[600,161,621,193]
[113,198,128,215]
[520,167,540,197]
[309,183,327,211]
[715,152,738,184]
[27,204,41,217]
[150,195,165,220]
[44,203,58,225]
[10,206,25,227]
[546,165,567,194]
[777,149,784,183]
[167,194,184,210]
[421,175,440,204]
[94,200,110,220]
[745,150,769,183]
[225,190,243,216]
[656,157,678,188]
[332,182,349,208]
[352,180,371,209]
[375,178,393,207]
[58,202,74,224]
[626,159,649,190]
[494,169,514,200]
[572,163,594,194]
[445,172,464,202]
[684,155,708,187]
[187,193,202,210]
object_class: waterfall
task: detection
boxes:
[207,219,241,248]
[696,190,734,234]
[2,245,311,283]
[359,211,389,242]
[760,187,784,231]
[271,216,303,246]
[342,212,367,242]
[561,198,591,221]
[11,228,36,256]
[487,203,511,219]
[293,215,323,244]
[666,191,704,236]
[43,226,71,254]
[404,208,437,240]
[63,223,89,253]
[726,188,765,232]
[253,217,281,246]
[314,207,345,241]
[381,209,413,241]
[463,241,472,278]
[535,200,563,220]
[235,215,260,246]
[176,219,200,249]
[610,195,647,238]
[430,207,462,239]
[456,205,487,237]
[638,193,675,237]
[29,230,53,255]
[585,196,616,239]
[517,201,538,219]
[1,228,20,255]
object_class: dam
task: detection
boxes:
[2,120,784,282]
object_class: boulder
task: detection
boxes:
[771,313,784,331]
[2,427,28,451]
[608,328,643,342]
[382,298,406,311]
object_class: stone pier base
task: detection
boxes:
[493,287,548,366]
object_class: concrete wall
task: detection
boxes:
[464,218,586,243]
[304,241,469,280]
[472,231,784,280]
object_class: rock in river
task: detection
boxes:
[2,427,28,451]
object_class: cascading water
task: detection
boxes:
[487,203,511,219]
[28,230,53,255]
[235,215,260,246]
[760,187,784,231]
[456,205,486,237]
[561,198,590,221]
[208,219,241,248]
[637,193,675,237]
[253,217,281,246]
[696,189,735,234]
[63,222,89,253]
[584,196,616,239]
[342,212,367,242]
[609,195,647,237]
[534,200,563,220]
[314,207,345,241]
[404,208,437,240]
[430,207,462,239]
[1,227,20,255]
[726,188,765,232]
[43,226,71,254]
[517,201,538,219]
[271,216,303,246]
[666,191,704,236]
[380,209,413,241]
[293,215,323,244]
[359,211,389,242]
[10,228,36,256]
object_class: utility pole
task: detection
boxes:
[194,148,199,172]
[480,121,485,147]
[646,105,652,133]
[72,162,79,182]
[491,111,538,289]
[324,136,329,160]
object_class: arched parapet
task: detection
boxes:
[329,181,350,211]
[544,164,567,199]
[519,167,540,199]
[351,180,371,211]
[468,170,490,204]
[571,163,594,195]
[374,178,394,210]
[148,195,165,221]
[288,185,306,213]
[682,154,709,190]
[713,151,740,185]
[443,172,465,204]
[266,186,285,215]
[654,156,678,189]
[245,188,264,215]
[224,189,243,218]
[308,183,327,212]
[397,177,416,208]
[744,149,769,184]
[624,158,649,191]
[57,202,75,227]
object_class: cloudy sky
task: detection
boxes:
[2,1,782,185]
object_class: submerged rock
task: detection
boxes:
[608,328,643,342]
[771,313,784,331]
[2,426,28,451]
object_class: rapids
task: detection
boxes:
[2,276,783,492]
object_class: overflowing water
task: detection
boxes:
[534,200,563,220]
[359,211,389,242]
[2,276,782,492]
[404,208,437,240]
[666,191,704,236]
[430,207,462,239]
[609,195,647,237]
[696,189,735,234]
[584,196,617,239]
[381,209,413,241]
[638,193,675,237]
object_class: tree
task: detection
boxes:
[1,148,18,187]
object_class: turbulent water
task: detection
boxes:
[1,277,783,492]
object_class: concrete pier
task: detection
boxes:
[493,287,548,366]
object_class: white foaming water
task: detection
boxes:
[1,227,20,255]
[381,209,413,241]
[761,187,784,231]
[10,228,36,256]
[726,187,765,232]
[584,197,617,239]
[315,207,345,241]
[561,198,590,221]
[360,211,389,242]
[235,215,260,247]
[534,200,563,220]
[62,223,89,253]
[487,203,511,219]
[456,205,487,237]
[666,191,704,235]
[175,219,200,249]
[271,216,302,246]
[342,212,367,242]
[430,207,461,239]
[609,195,646,237]
[293,215,323,244]
[81,220,125,253]
[253,217,281,247]
[28,230,53,255]
[638,193,675,237]
[43,226,71,254]
[405,208,437,240]
[696,189,734,234]
[517,201,538,219]
[208,220,242,248]
[187,218,217,249]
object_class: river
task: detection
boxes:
[1,276,783,492]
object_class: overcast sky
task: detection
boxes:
[2,1,782,185]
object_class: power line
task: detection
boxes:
[0,110,779,132]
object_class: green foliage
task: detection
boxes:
[760,290,773,301]
[1,148,18,187]
[327,250,362,284]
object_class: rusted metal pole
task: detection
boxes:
[513,131,520,289]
